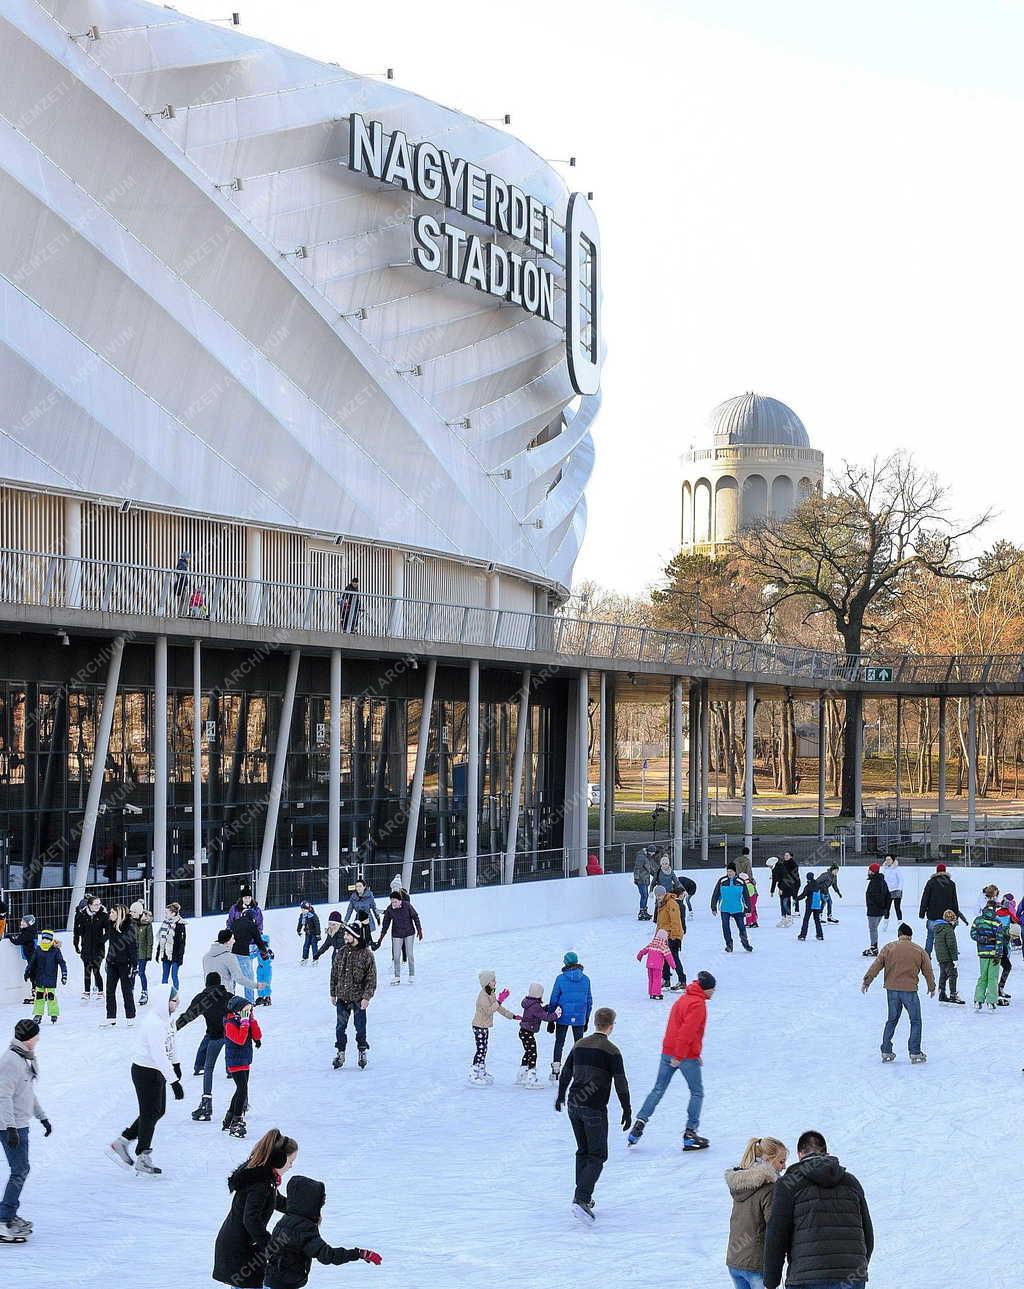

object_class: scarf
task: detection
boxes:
[157,914,179,957]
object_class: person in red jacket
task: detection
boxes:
[627,970,716,1151]
[222,997,262,1139]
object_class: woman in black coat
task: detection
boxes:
[214,1129,299,1287]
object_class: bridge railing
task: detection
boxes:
[0,547,1020,686]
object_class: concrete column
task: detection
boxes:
[894,694,902,816]
[700,680,710,865]
[577,670,589,874]
[153,636,168,916]
[967,693,977,846]
[390,548,405,637]
[602,679,616,847]
[64,496,82,608]
[68,636,124,927]
[256,648,301,907]
[672,676,684,868]
[328,648,341,903]
[743,682,755,856]
[817,693,826,843]
[402,658,437,891]
[599,673,608,866]
[503,669,531,884]
[246,526,262,625]
[467,660,479,888]
[937,695,947,813]
[192,640,203,918]
[853,706,864,855]
[688,685,699,845]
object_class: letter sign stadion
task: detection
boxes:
[348,114,602,396]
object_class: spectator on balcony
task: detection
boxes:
[189,586,209,619]
[173,552,190,600]
[337,577,361,633]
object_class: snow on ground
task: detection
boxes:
[9,865,1021,1289]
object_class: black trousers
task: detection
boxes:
[552,1024,585,1064]
[661,937,685,987]
[228,1069,249,1119]
[123,1064,166,1155]
[568,1105,608,1205]
[800,906,823,938]
[106,961,136,1020]
[938,962,958,997]
[82,956,103,992]
[519,1029,538,1069]
[887,892,903,919]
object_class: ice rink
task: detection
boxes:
[7,865,1018,1288]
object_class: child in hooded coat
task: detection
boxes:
[296,904,321,961]
[24,929,68,1022]
[637,929,674,1000]
[223,996,263,1135]
[516,985,561,1087]
[263,1174,381,1288]
[469,970,518,1085]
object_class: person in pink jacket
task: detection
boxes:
[637,929,675,1000]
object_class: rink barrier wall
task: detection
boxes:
[4,864,1020,1011]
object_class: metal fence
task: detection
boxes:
[6,880,148,930]
[3,547,1023,687]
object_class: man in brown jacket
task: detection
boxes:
[329,924,376,1069]
[862,922,935,1064]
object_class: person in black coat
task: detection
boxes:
[213,1129,299,1288]
[863,865,890,957]
[177,971,232,1120]
[73,898,108,997]
[762,1130,872,1289]
[769,854,800,925]
[263,1174,381,1289]
[102,905,138,1024]
[918,864,969,955]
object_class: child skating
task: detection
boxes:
[223,997,262,1136]
[970,901,1006,1012]
[741,871,759,928]
[254,933,274,1006]
[296,902,321,962]
[23,930,67,1023]
[637,929,675,1000]
[262,1175,381,1288]
[516,985,560,1087]
[469,970,518,1086]
[934,909,964,1004]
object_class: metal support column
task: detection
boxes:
[401,658,437,891]
[256,648,301,907]
[672,676,684,869]
[68,636,125,927]
[577,670,589,874]
[602,679,616,847]
[599,673,608,866]
[328,648,341,903]
[503,669,531,885]
[817,693,826,843]
[467,660,479,889]
[153,636,168,917]
[743,682,754,857]
[967,693,977,846]
[937,695,947,814]
[894,694,902,816]
[192,641,203,918]
[853,706,864,855]
[688,685,699,844]
[700,680,710,865]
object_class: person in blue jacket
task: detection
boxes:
[797,872,826,942]
[24,929,68,1023]
[710,862,752,953]
[547,952,592,1082]
[254,933,274,1006]
[345,879,380,932]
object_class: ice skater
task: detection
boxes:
[633,844,661,920]
[469,970,518,1085]
[212,1128,298,1288]
[175,970,231,1122]
[995,903,1018,1002]
[711,862,752,953]
[72,897,107,999]
[254,932,274,1006]
[107,985,184,1175]
[223,997,262,1137]
[796,872,824,942]
[329,923,376,1070]
[725,1135,788,1289]
[741,869,759,929]
[375,890,423,984]
[312,911,345,964]
[23,930,67,1024]
[637,928,675,1000]
[129,901,154,1005]
[933,910,964,1005]
[263,1174,382,1287]
[919,863,968,956]
[0,1018,52,1243]
[516,985,560,1087]
[770,854,800,926]
[862,923,935,1063]
[970,901,1006,1012]
[155,902,186,991]
[818,863,842,924]
[627,970,716,1151]
[547,951,592,1081]
[882,856,903,923]
[101,905,138,1028]
[296,902,321,962]
[862,864,889,957]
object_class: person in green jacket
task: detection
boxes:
[970,902,1006,1011]
[933,909,964,1005]
[129,901,154,1006]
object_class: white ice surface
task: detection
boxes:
[7,866,1018,1289]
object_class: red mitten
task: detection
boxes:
[497,988,510,1005]
[359,1249,382,1265]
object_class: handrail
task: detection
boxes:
[0,547,1020,687]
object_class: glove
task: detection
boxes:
[172,1063,182,1081]
[417,930,423,941]
[22,970,29,982]
[358,1250,382,1265]
[621,1109,631,1131]
[41,1119,52,1137]
[254,1038,262,1049]
[170,1081,184,1101]
[5,1127,19,1149]
[497,988,509,1005]
[554,1100,563,1113]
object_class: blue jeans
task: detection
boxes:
[234,953,256,1002]
[335,1001,368,1050]
[302,931,320,960]
[822,892,833,917]
[721,911,750,950]
[729,1271,765,1289]
[636,881,650,914]
[779,894,792,917]
[161,960,180,989]
[0,1126,29,1222]
[924,918,945,956]
[137,961,148,992]
[800,1284,866,1289]
[881,989,922,1055]
[637,1054,704,1131]
[201,1036,225,1096]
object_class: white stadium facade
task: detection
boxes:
[0,0,605,913]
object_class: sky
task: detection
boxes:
[187,0,1024,595]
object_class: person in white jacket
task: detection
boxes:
[106,986,183,1175]
[882,856,904,922]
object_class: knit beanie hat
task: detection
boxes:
[327,911,343,926]
[14,1018,40,1042]
[868,863,880,874]
[527,982,544,998]
[652,885,667,900]
[563,951,579,967]
[935,863,947,872]
[696,970,716,991]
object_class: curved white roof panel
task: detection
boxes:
[0,0,600,592]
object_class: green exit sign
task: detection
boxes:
[863,666,893,683]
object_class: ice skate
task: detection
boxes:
[523,1068,542,1089]
[862,947,878,957]
[357,1047,368,1069]
[98,1018,116,1028]
[134,1150,161,1175]
[724,945,733,953]
[515,1066,528,1086]
[626,1117,646,1146]
[974,1001,982,1012]
[0,1224,27,1243]
[126,1019,135,1027]
[139,990,148,1006]
[910,1052,927,1064]
[950,994,966,1005]
[652,993,664,1000]
[5,1216,31,1236]
[389,977,401,986]
[815,935,824,942]
[881,1052,896,1062]
[797,934,806,941]
[988,1003,999,1012]
[407,977,415,985]
[743,943,754,952]
[467,1065,491,1087]
[682,1128,709,1151]
[997,997,1010,1007]
[106,1136,134,1169]
[228,1117,247,1138]
[81,991,91,1002]
[49,1015,58,1024]
[332,1050,346,1070]
[549,1061,561,1083]
[571,1201,596,1225]
[827,917,839,924]
[191,1095,212,1122]
[221,1112,234,1131]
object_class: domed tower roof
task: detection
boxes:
[709,393,809,449]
